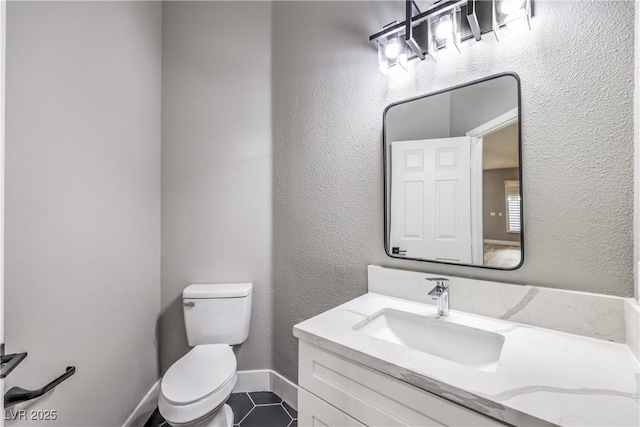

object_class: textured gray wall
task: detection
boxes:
[5,2,161,425]
[273,1,634,382]
[160,2,273,374]
[483,168,520,242]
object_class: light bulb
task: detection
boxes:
[500,0,524,16]
[435,16,452,40]
[385,39,399,60]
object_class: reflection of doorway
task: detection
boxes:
[467,108,521,267]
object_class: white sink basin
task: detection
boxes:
[353,309,505,371]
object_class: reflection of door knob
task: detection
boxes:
[392,247,407,255]
[183,302,195,307]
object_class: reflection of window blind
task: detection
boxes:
[505,180,521,233]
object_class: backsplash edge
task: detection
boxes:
[625,300,640,362]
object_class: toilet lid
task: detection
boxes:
[161,344,236,405]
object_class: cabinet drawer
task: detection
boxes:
[299,388,365,427]
[298,340,505,427]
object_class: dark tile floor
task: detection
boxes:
[144,391,297,427]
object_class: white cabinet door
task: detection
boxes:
[298,388,365,427]
[390,137,472,263]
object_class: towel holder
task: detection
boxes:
[4,366,76,407]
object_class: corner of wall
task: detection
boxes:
[160,1,274,376]
[635,0,639,303]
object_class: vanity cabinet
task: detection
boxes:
[297,340,507,427]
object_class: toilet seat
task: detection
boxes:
[159,344,237,426]
[162,344,236,405]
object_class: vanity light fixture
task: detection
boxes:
[466,0,482,41]
[377,24,410,74]
[492,0,531,40]
[370,0,534,74]
[428,6,462,61]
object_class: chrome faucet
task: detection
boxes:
[426,278,450,317]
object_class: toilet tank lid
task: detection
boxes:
[183,283,253,299]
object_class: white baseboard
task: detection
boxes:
[484,239,521,246]
[122,370,299,426]
[122,379,160,427]
[233,369,299,410]
[232,369,272,393]
[270,370,299,410]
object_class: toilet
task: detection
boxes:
[158,283,252,427]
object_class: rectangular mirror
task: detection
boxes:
[384,73,523,270]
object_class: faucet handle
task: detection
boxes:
[426,277,449,289]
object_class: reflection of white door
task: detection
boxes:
[390,137,472,263]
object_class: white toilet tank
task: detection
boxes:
[182,283,252,346]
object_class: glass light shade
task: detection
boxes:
[492,0,531,40]
[377,30,409,75]
[427,7,461,61]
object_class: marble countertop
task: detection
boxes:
[293,293,640,426]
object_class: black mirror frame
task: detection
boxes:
[382,72,524,271]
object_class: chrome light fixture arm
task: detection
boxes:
[405,0,426,60]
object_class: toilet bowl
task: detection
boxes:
[159,345,236,426]
[158,283,252,427]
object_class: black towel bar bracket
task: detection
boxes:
[1,351,28,379]
[4,366,76,408]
